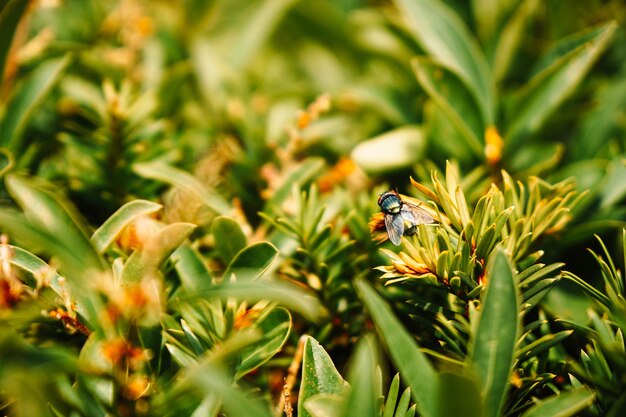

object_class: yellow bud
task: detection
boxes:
[484,126,504,165]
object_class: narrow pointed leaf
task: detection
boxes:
[355,279,438,417]
[1,54,72,151]
[394,388,412,417]
[269,158,325,209]
[493,0,540,82]
[395,0,494,124]
[383,374,401,417]
[5,174,103,272]
[188,366,273,417]
[507,22,617,151]
[517,330,573,360]
[0,0,28,84]
[232,0,298,68]
[3,244,64,300]
[183,281,325,322]
[298,336,348,417]
[412,58,484,157]
[468,248,519,417]
[436,372,484,417]
[133,161,231,215]
[344,336,379,417]
[520,387,595,417]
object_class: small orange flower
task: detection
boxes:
[296,93,332,129]
[317,157,358,192]
[124,375,151,399]
[117,215,160,251]
[510,371,523,388]
[368,212,388,244]
[102,338,146,369]
[125,285,149,309]
[234,307,262,330]
[296,111,312,130]
[102,339,128,365]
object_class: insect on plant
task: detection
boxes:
[377,190,436,246]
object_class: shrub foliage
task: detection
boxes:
[0,1,625,416]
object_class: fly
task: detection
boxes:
[377,190,436,246]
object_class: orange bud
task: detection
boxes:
[484,126,504,165]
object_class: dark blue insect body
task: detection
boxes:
[377,191,435,245]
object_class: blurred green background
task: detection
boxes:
[1,0,626,416]
[2,0,625,240]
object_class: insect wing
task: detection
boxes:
[402,202,435,224]
[384,213,404,246]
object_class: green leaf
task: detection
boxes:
[0,210,91,294]
[78,333,113,375]
[394,0,494,124]
[492,0,541,83]
[90,200,162,253]
[517,330,573,360]
[506,21,617,151]
[471,0,514,51]
[180,319,205,356]
[171,243,213,292]
[298,336,348,417]
[394,388,412,417]
[133,161,231,215]
[165,342,196,368]
[0,147,13,178]
[383,374,401,417]
[121,222,196,284]
[355,279,438,417]
[436,372,484,417]
[351,126,426,173]
[231,0,298,68]
[412,59,484,157]
[343,335,379,417]
[212,216,247,265]
[4,244,65,300]
[0,54,72,151]
[223,241,279,281]
[468,248,519,417]
[520,387,595,417]
[571,76,626,159]
[422,101,476,164]
[543,282,594,325]
[4,174,103,272]
[530,24,611,77]
[303,394,344,417]
[182,280,326,322]
[518,262,564,286]
[0,0,29,86]
[599,158,626,209]
[235,307,291,379]
[269,157,325,209]
[187,365,273,417]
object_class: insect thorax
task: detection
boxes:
[378,192,402,214]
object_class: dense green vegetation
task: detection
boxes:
[0,0,625,416]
